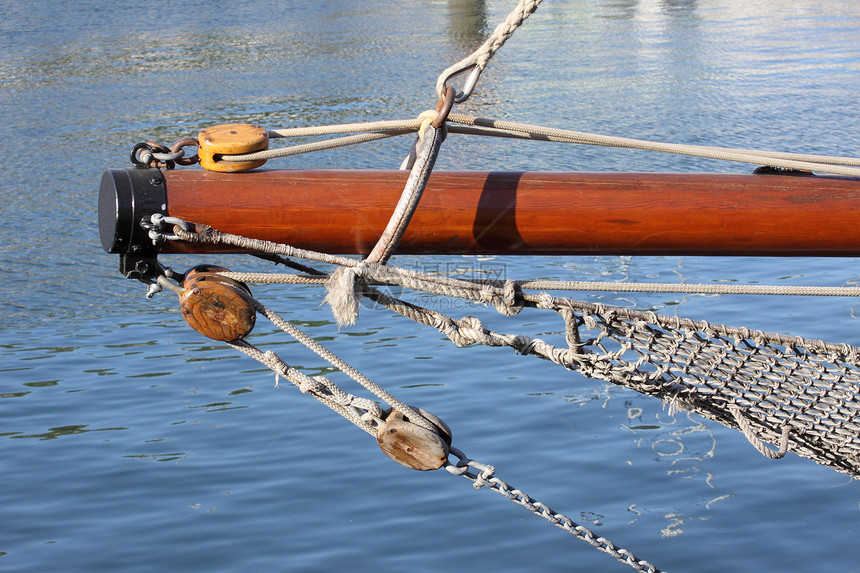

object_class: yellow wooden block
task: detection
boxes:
[198,123,269,172]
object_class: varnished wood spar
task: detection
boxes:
[160,169,860,256]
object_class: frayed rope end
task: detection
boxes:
[324,266,361,327]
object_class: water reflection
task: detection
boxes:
[599,0,698,20]
[10,424,127,440]
[447,0,489,49]
[124,451,190,463]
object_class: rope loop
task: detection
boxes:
[435,0,544,100]
[416,110,437,141]
[730,406,792,459]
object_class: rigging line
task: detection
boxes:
[172,222,860,354]
[163,224,860,476]
[220,130,413,162]
[253,300,439,434]
[516,281,860,297]
[445,114,860,176]
[226,339,379,436]
[447,114,860,166]
[220,115,860,175]
[217,272,860,299]
[268,119,422,138]
[365,121,446,264]
[220,113,860,173]
[219,298,666,571]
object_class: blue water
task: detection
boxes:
[2,1,859,571]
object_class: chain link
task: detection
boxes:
[445,447,663,573]
[129,138,198,168]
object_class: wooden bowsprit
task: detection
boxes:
[99,167,860,283]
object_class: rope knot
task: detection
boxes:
[484,280,524,316]
[537,292,554,309]
[501,280,524,316]
[416,109,438,141]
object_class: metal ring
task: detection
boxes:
[431,87,456,129]
[152,149,185,162]
[440,63,483,103]
[130,142,155,167]
[150,213,189,232]
[147,214,189,241]
[171,138,199,166]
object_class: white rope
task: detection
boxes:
[218,111,860,176]
[221,130,411,162]
[219,272,860,298]
[227,339,381,436]
[365,124,445,265]
[517,280,860,297]
[251,299,439,434]
[444,114,860,177]
[268,119,422,138]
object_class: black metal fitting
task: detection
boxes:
[98,167,168,280]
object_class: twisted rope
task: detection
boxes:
[220,272,860,298]
[435,0,544,100]
[216,111,860,176]
[445,114,860,177]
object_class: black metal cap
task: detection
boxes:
[98,167,167,254]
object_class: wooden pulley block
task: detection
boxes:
[377,407,452,471]
[197,123,268,172]
[179,271,256,341]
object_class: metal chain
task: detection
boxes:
[130,138,198,168]
[445,447,663,572]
